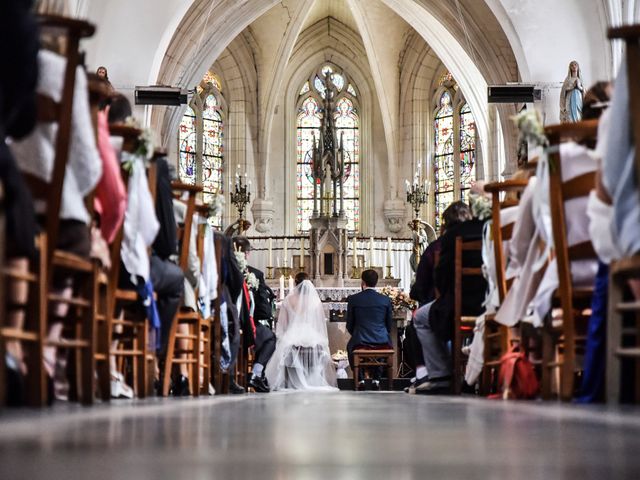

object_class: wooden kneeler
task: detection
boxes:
[353,349,394,390]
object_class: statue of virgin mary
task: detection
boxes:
[560,60,584,123]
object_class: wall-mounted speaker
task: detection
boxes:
[488,85,542,103]
[134,86,187,106]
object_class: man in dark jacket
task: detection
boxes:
[346,269,393,386]
[409,201,487,394]
[234,237,276,393]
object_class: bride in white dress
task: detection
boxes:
[265,274,337,391]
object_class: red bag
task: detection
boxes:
[489,347,539,400]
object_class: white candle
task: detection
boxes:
[279,275,285,300]
[268,238,273,267]
[387,237,392,266]
[369,237,374,268]
[277,257,280,268]
[300,237,305,268]
[288,275,295,291]
[284,239,288,267]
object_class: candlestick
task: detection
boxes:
[300,237,305,268]
[369,237,374,268]
[268,237,273,267]
[288,275,295,291]
[279,275,285,300]
[387,237,392,266]
[284,239,288,267]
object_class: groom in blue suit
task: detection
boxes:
[346,269,393,383]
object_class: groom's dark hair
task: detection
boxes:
[233,236,251,253]
[295,272,309,285]
[361,269,378,288]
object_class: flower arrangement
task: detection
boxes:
[512,109,548,148]
[233,247,259,291]
[124,116,155,160]
[468,192,492,221]
[380,287,417,311]
[209,193,225,221]
[331,350,348,362]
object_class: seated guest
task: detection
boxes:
[577,81,615,403]
[1,0,39,403]
[406,201,474,389]
[233,237,276,393]
[408,201,487,394]
[9,33,103,395]
[346,269,393,388]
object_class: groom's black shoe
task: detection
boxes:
[249,375,270,393]
[229,379,246,394]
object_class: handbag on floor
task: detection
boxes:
[489,346,539,400]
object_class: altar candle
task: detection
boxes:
[284,239,288,267]
[268,238,273,267]
[387,237,392,266]
[288,275,295,291]
[279,275,285,300]
[300,237,305,268]
[277,257,280,268]
[369,237,374,267]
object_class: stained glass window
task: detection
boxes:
[434,91,454,229]
[179,106,196,185]
[178,72,225,228]
[296,97,322,233]
[459,103,476,203]
[334,97,360,232]
[296,64,360,233]
[202,94,224,207]
[432,74,477,230]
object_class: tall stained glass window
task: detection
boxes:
[296,64,360,233]
[178,71,225,228]
[432,72,477,230]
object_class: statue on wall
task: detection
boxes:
[560,60,584,123]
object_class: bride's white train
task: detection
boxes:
[264,279,338,391]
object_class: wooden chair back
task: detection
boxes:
[453,237,484,394]
[30,15,95,268]
[544,119,599,401]
[606,24,640,404]
[484,179,530,302]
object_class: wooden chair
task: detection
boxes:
[606,23,640,404]
[480,178,529,393]
[94,124,156,400]
[543,119,599,401]
[211,233,225,394]
[452,237,484,395]
[188,203,215,395]
[352,348,394,390]
[19,15,99,405]
[161,181,203,396]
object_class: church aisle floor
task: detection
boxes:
[1,392,640,479]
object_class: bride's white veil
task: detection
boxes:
[266,280,337,390]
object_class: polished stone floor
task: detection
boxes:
[1,392,640,480]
